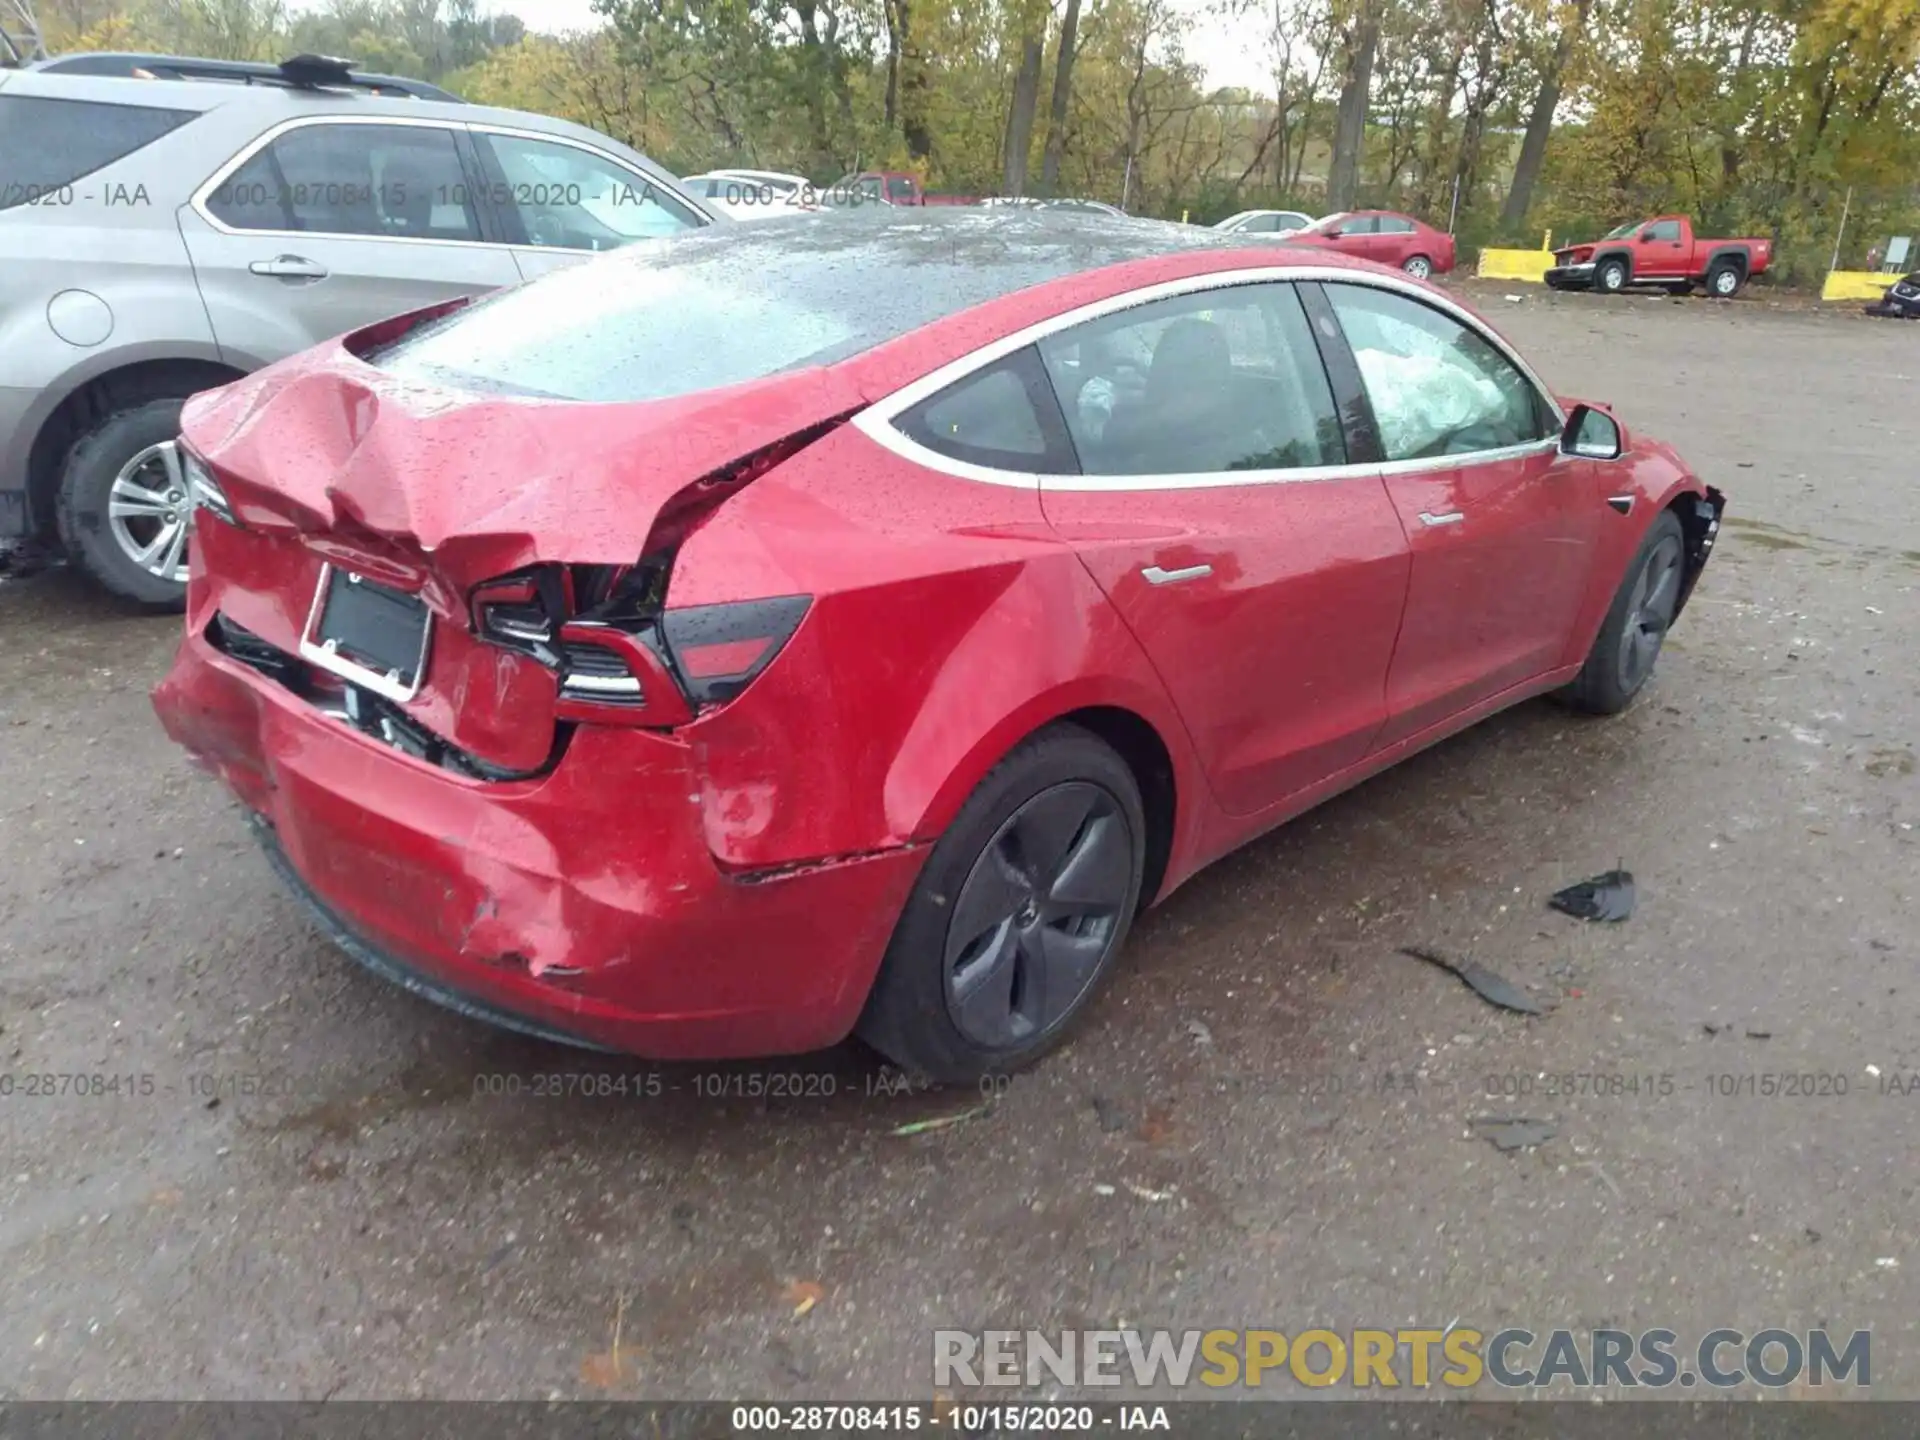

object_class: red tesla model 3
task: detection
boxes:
[153,212,1724,1081]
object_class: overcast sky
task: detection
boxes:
[479,0,1276,95]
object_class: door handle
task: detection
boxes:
[249,255,329,279]
[1142,563,1213,585]
[1418,511,1465,527]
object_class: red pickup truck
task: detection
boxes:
[823,171,978,207]
[1545,215,1772,297]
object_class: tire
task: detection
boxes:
[1562,511,1686,716]
[55,396,193,609]
[1706,263,1742,298]
[857,723,1147,1084]
[1402,254,1433,280]
[1595,258,1628,293]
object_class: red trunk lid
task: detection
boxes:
[181,318,864,771]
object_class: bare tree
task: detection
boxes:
[1038,0,1083,194]
[2,0,49,61]
[1325,0,1378,210]
[1002,0,1047,194]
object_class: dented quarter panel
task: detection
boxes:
[668,424,1214,888]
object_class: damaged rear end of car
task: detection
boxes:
[152,294,921,1058]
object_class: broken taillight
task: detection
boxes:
[659,597,810,706]
[467,422,840,729]
[469,566,809,729]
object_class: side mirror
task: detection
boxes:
[1563,404,1624,460]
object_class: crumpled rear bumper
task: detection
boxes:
[152,626,925,1059]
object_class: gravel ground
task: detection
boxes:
[2,284,1917,1402]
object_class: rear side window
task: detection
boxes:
[474,131,699,249]
[0,95,194,211]
[896,348,1076,474]
[1377,215,1416,234]
[206,123,479,240]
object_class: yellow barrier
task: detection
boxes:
[1822,270,1896,302]
[1479,249,1554,282]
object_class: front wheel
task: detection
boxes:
[857,724,1146,1084]
[1402,254,1433,280]
[1596,259,1628,293]
[1562,511,1686,715]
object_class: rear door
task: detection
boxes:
[181,115,521,366]
[1031,280,1410,815]
[1373,214,1418,267]
[466,126,707,282]
[1310,280,1602,749]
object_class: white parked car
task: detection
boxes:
[680,170,820,221]
[1214,208,1316,236]
[979,196,1128,217]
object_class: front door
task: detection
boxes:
[1034,280,1411,815]
[1636,219,1689,279]
[1313,280,1603,750]
[183,117,520,364]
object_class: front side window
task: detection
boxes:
[1037,282,1344,476]
[1241,214,1280,233]
[0,96,194,211]
[477,133,699,250]
[887,176,918,202]
[207,123,479,240]
[1323,282,1552,461]
[1645,220,1682,242]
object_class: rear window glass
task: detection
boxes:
[371,213,1234,403]
[0,95,194,210]
[376,258,861,401]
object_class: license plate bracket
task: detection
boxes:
[298,563,432,703]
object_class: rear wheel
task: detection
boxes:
[1707,263,1743,298]
[857,724,1146,1084]
[1563,511,1686,715]
[1596,258,1628,293]
[55,396,193,609]
[1402,254,1433,280]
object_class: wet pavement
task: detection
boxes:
[2,286,1917,1400]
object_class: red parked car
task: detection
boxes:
[1285,210,1457,279]
[153,212,1723,1081]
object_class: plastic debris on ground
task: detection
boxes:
[1549,869,1637,922]
[890,1104,990,1137]
[1471,1116,1558,1151]
[1400,946,1548,1016]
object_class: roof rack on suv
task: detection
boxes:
[27,51,465,101]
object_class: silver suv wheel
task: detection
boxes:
[107,441,191,584]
